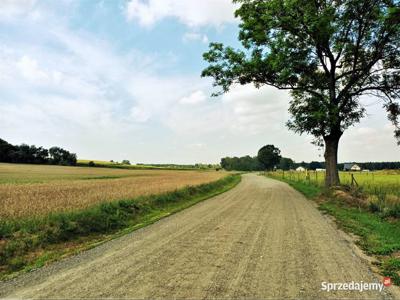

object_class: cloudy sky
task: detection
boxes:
[0,0,398,164]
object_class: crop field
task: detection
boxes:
[271,170,400,194]
[268,170,400,213]
[271,170,399,193]
[0,163,227,219]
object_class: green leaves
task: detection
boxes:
[257,144,281,170]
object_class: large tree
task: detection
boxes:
[202,0,400,187]
[257,144,281,170]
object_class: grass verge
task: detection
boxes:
[0,174,241,280]
[273,177,321,199]
[265,174,400,285]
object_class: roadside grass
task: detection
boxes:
[264,173,400,285]
[274,177,321,199]
[271,170,400,215]
[383,259,400,286]
[0,174,241,280]
[319,201,400,285]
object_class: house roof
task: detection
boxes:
[343,163,361,170]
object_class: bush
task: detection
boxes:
[386,204,400,218]
[88,161,95,167]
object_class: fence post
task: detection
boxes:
[351,173,359,187]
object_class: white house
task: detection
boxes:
[296,166,306,172]
[343,163,362,171]
[351,164,362,171]
[316,168,326,172]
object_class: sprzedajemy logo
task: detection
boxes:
[321,281,386,293]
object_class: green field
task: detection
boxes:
[272,170,400,194]
[269,170,400,215]
[77,159,218,171]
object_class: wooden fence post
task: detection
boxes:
[351,173,359,187]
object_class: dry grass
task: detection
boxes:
[0,163,227,219]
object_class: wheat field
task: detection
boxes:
[0,163,227,219]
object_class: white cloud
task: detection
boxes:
[187,142,205,148]
[16,55,48,81]
[0,0,38,20]
[340,110,400,162]
[180,90,207,105]
[182,32,209,44]
[130,106,151,123]
[221,84,290,134]
[125,0,236,28]
[164,84,290,138]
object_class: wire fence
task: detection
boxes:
[267,169,400,203]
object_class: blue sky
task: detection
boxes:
[0,0,398,164]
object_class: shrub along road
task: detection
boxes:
[0,174,392,298]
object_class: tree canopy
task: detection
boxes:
[0,138,77,166]
[221,155,263,171]
[202,0,400,186]
[257,144,282,170]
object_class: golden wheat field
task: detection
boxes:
[0,163,227,219]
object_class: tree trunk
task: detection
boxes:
[324,135,341,187]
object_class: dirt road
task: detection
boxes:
[0,174,391,299]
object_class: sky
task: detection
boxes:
[0,0,398,164]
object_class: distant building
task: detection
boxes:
[296,166,306,172]
[343,163,362,171]
[316,168,326,172]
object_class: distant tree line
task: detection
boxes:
[221,157,400,172]
[220,143,400,171]
[220,155,296,171]
[221,156,263,171]
[340,162,400,171]
[221,144,283,171]
[0,138,77,166]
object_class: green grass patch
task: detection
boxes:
[382,258,400,285]
[319,202,400,255]
[0,174,240,279]
[77,160,208,171]
[276,178,322,199]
